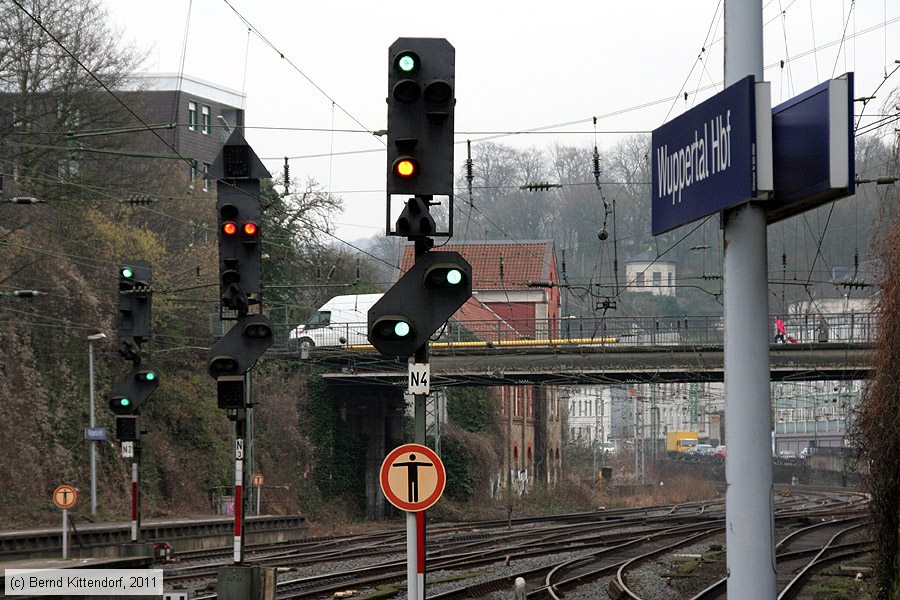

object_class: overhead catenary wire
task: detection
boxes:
[7,2,892,310]
[219,0,383,145]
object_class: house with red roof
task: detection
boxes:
[399,240,564,491]
[400,240,561,341]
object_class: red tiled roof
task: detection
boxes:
[399,240,555,290]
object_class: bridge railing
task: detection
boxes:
[274,310,879,351]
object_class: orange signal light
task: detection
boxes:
[395,159,416,178]
[222,222,238,235]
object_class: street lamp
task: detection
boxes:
[87,332,106,517]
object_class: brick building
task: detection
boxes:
[118,73,246,190]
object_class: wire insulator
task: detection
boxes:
[466,140,474,200]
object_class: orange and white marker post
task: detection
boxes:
[53,485,77,559]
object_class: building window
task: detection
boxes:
[201,105,211,134]
[652,271,662,286]
[188,101,197,131]
[189,159,198,183]
[635,272,645,286]
[202,163,211,191]
[668,272,674,287]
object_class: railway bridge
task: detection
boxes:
[275,312,876,387]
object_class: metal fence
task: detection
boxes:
[269,311,879,351]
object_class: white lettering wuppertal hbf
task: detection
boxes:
[656,110,733,205]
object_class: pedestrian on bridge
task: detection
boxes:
[817,316,829,342]
[774,316,786,343]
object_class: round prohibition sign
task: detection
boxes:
[53,485,78,510]
[380,443,446,512]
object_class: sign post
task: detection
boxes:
[253,473,264,516]
[720,3,773,598]
[234,421,245,563]
[53,485,77,559]
[380,443,446,600]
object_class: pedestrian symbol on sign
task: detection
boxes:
[392,453,434,502]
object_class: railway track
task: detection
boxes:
[155,488,869,599]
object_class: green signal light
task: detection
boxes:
[121,267,134,279]
[446,269,463,285]
[118,398,131,407]
[394,321,411,337]
[143,372,156,381]
[398,54,416,72]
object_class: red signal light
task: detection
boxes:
[243,222,258,236]
[222,222,238,236]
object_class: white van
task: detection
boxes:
[288,294,383,349]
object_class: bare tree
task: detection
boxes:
[0,0,144,197]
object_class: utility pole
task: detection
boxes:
[87,332,107,517]
[722,2,776,598]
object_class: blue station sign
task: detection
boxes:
[652,75,770,236]
[766,73,854,223]
[84,426,108,441]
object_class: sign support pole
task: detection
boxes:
[234,409,246,564]
[723,1,776,599]
[88,336,97,517]
[131,442,141,542]
[61,508,68,559]
[416,510,425,600]
[411,235,430,600]
[405,512,417,600]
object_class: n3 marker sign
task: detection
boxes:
[651,75,773,235]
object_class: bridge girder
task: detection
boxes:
[299,342,873,387]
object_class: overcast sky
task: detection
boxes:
[102,0,899,243]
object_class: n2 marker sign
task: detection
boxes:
[652,75,773,236]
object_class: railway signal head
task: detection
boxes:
[108,364,160,415]
[117,260,152,342]
[395,197,436,238]
[209,131,271,315]
[368,251,471,357]
[217,194,261,314]
[207,314,274,380]
[387,38,455,201]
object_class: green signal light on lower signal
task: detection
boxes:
[397,53,416,72]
